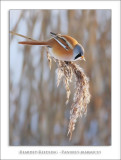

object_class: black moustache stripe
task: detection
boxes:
[74,54,81,60]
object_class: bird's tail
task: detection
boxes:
[18,41,48,45]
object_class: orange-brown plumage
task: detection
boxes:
[18,32,85,61]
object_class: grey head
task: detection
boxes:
[73,44,85,60]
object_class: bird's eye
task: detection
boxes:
[74,53,81,60]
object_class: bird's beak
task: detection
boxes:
[81,56,86,61]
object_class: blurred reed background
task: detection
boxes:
[9,10,111,146]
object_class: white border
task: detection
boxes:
[1,1,120,160]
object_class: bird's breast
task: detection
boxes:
[48,40,74,61]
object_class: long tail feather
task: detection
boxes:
[18,41,48,45]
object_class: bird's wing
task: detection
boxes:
[50,32,73,50]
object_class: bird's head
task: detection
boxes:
[73,44,85,61]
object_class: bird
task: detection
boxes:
[12,31,85,62]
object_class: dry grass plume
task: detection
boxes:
[47,54,91,140]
